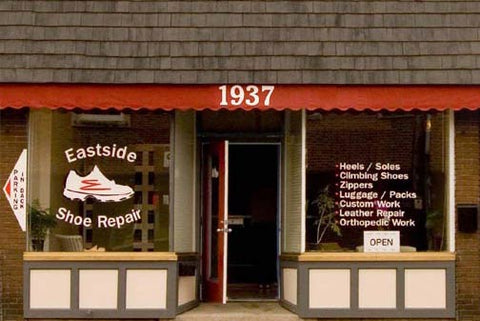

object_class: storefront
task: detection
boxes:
[1,84,479,319]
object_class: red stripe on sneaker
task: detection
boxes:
[80,179,111,191]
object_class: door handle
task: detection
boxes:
[216,227,232,233]
[217,220,232,233]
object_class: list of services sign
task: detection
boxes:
[335,162,417,252]
[335,162,417,228]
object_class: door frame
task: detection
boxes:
[200,141,282,303]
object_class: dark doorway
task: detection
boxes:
[227,144,279,300]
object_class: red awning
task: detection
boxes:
[1,84,480,111]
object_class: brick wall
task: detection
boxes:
[0,109,28,321]
[306,112,416,172]
[454,110,480,320]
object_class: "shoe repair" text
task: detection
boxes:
[56,207,141,228]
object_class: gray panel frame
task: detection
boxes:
[281,258,455,319]
[24,261,177,319]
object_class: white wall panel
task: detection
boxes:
[359,269,396,309]
[30,269,71,309]
[283,268,298,305]
[126,269,167,309]
[405,269,446,309]
[79,270,118,309]
[178,276,196,306]
[309,269,350,308]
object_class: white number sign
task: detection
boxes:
[219,85,275,107]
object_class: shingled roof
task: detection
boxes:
[0,0,479,84]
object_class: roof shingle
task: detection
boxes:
[0,0,479,84]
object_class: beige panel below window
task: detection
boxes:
[30,269,71,309]
[178,276,196,306]
[309,269,350,308]
[79,270,118,309]
[405,269,446,309]
[126,269,167,309]
[359,269,396,309]
[283,268,297,305]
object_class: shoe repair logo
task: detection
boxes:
[63,165,134,202]
[56,144,141,229]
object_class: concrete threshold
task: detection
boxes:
[174,302,311,321]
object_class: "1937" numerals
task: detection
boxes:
[219,85,275,107]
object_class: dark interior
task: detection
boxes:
[227,144,278,300]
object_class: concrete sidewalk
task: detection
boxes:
[174,302,312,321]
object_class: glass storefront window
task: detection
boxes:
[306,111,448,252]
[28,110,171,252]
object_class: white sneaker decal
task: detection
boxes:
[63,165,134,202]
